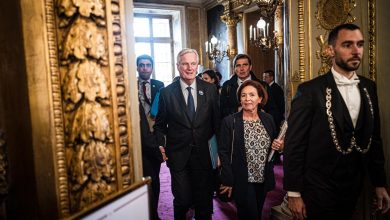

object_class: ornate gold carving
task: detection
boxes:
[368,0,376,80]
[44,0,71,215]
[316,34,332,75]
[220,12,242,26]
[56,0,116,213]
[297,0,305,82]
[0,131,8,200]
[109,0,133,188]
[315,0,356,30]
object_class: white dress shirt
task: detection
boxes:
[180,78,197,110]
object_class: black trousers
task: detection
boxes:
[143,158,162,220]
[236,182,267,220]
[170,146,214,220]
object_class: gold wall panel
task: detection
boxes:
[43,0,137,216]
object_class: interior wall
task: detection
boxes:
[206,5,229,82]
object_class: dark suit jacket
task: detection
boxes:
[218,111,276,205]
[154,78,220,171]
[139,104,163,167]
[220,72,278,120]
[269,82,285,130]
[284,71,387,214]
[150,79,164,103]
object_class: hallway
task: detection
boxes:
[157,162,286,220]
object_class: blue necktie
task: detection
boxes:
[186,86,195,120]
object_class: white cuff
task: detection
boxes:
[287,191,301,197]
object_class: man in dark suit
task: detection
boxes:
[284,23,390,219]
[154,48,220,220]
[220,54,278,120]
[136,54,164,220]
[137,54,165,120]
[263,69,285,132]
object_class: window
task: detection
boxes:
[134,14,175,85]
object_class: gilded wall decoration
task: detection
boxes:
[315,0,356,75]
[109,0,134,188]
[57,0,116,213]
[296,0,305,82]
[315,0,356,30]
[316,34,332,75]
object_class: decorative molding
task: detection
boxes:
[44,0,70,216]
[297,0,305,82]
[368,0,376,81]
[109,0,133,189]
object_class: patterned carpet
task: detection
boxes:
[157,162,286,220]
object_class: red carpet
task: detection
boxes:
[158,162,286,220]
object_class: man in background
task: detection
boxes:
[220,53,277,120]
[154,48,220,220]
[263,69,285,132]
[137,54,164,220]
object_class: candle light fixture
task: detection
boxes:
[205,35,229,63]
[249,17,273,51]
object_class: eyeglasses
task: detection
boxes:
[138,63,152,68]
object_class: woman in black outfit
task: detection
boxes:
[218,80,284,220]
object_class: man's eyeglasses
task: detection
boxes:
[138,63,152,68]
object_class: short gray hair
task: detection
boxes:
[176,48,199,64]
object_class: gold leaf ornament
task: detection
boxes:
[58,0,77,18]
[70,102,111,143]
[73,0,105,18]
[83,140,114,182]
[62,18,95,60]
[62,61,83,111]
[77,60,109,102]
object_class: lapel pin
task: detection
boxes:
[152,84,156,87]
[198,90,204,96]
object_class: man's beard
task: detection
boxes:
[335,56,361,72]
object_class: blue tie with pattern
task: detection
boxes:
[186,86,195,121]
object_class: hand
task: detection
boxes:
[372,187,390,214]
[288,196,307,220]
[217,156,221,168]
[219,185,233,198]
[159,146,168,161]
[272,139,284,152]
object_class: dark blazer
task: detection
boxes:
[269,82,285,130]
[154,78,220,171]
[220,72,278,120]
[284,71,387,214]
[140,104,163,164]
[218,111,277,205]
[150,79,164,103]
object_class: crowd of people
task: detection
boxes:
[136,23,390,220]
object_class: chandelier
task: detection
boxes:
[205,35,228,63]
[249,17,273,51]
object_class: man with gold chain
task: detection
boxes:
[284,23,390,219]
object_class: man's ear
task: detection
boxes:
[328,45,335,57]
